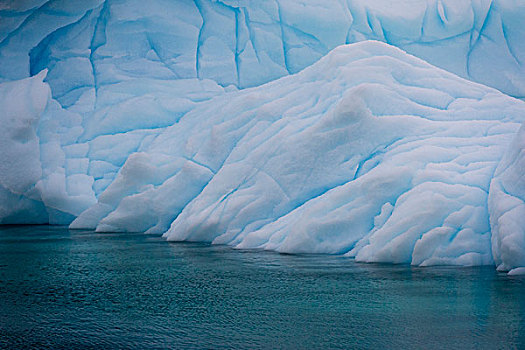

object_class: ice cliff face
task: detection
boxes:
[2,0,525,96]
[1,0,524,272]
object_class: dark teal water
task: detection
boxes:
[0,226,524,349]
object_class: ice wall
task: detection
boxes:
[1,0,525,97]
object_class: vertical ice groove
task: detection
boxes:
[365,10,375,36]
[242,8,261,64]
[194,0,205,80]
[214,1,243,87]
[375,16,389,44]
[341,0,353,45]
[501,21,521,67]
[275,0,291,74]
[89,0,109,110]
[420,3,429,40]
[466,0,494,77]
[437,0,448,25]
[234,9,241,87]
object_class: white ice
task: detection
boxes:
[71,41,524,269]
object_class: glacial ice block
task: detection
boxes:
[72,41,525,266]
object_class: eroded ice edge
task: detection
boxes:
[1,0,524,273]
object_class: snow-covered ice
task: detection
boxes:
[0,0,525,272]
[70,41,524,270]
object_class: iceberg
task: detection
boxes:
[0,0,524,272]
[71,41,524,270]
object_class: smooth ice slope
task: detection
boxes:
[71,41,525,268]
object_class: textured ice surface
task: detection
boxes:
[1,0,525,270]
[0,70,97,223]
[0,71,48,223]
[1,0,525,97]
[70,41,524,268]
[489,124,525,273]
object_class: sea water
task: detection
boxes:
[1,226,524,349]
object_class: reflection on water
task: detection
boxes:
[1,226,524,349]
